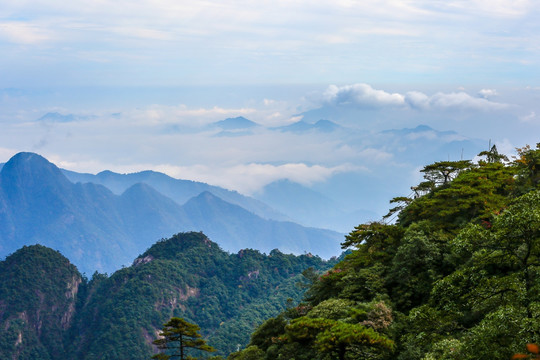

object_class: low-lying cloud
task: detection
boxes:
[2,83,538,200]
[152,162,359,195]
[51,159,359,195]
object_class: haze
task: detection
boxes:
[1,0,539,221]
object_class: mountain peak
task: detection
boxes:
[37,112,76,122]
[6,151,46,164]
[96,170,116,177]
[412,124,434,132]
[196,190,219,200]
[138,231,221,262]
[213,116,259,130]
[1,152,71,189]
[313,119,341,132]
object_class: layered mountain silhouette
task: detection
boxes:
[254,179,378,232]
[273,119,341,133]
[62,168,289,221]
[37,112,77,122]
[380,124,484,164]
[0,153,343,274]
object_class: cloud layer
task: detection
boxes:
[321,83,509,111]
[1,0,538,86]
[1,83,538,197]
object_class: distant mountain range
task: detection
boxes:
[0,152,343,274]
[253,179,378,231]
[62,167,289,221]
[273,119,342,133]
[37,112,78,122]
[379,124,483,165]
[2,120,486,236]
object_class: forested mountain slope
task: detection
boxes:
[0,232,337,359]
[231,143,540,360]
[0,245,83,359]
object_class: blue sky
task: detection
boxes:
[1,0,539,219]
[1,0,539,87]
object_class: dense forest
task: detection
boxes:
[229,143,540,360]
[0,233,337,359]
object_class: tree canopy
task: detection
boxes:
[232,143,540,360]
[152,317,215,360]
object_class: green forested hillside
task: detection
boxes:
[231,143,540,360]
[0,233,335,359]
[0,245,83,360]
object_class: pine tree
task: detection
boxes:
[152,317,215,360]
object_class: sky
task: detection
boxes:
[1,0,539,87]
[1,0,540,218]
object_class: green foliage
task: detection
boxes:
[227,346,265,360]
[477,144,509,164]
[152,317,215,360]
[399,161,516,231]
[314,321,393,360]
[0,232,333,359]
[514,143,540,194]
[0,245,82,360]
[421,160,472,185]
[249,315,287,352]
[387,222,451,312]
[239,144,540,360]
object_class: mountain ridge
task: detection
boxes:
[62,167,290,222]
[0,152,344,274]
[273,119,342,133]
[0,233,337,359]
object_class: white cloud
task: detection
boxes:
[440,0,532,18]
[2,83,537,202]
[122,105,258,127]
[478,89,498,99]
[0,22,54,44]
[2,0,538,88]
[404,90,509,111]
[356,148,393,162]
[427,92,509,111]
[323,84,405,108]
[116,101,303,128]
[50,158,359,195]
[0,147,19,163]
[404,91,431,110]
[150,162,358,195]
[319,84,509,112]
[520,111,537,123]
